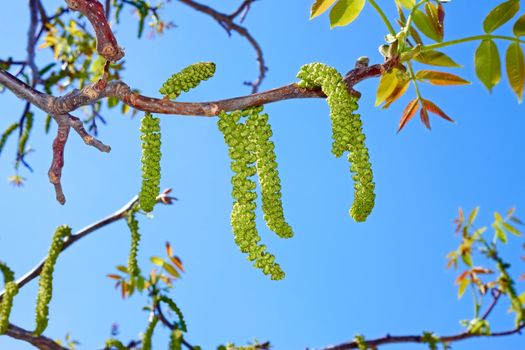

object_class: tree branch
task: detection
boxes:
[4,323,68,350]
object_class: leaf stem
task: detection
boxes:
[421,34,525,52]
[368,0,396,36]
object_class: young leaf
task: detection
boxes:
[375,70,399,106]
[310,0,338,19]
[398,0,415,10]
[150,256,165,267]
[502,222,522,236]
[397,98,419,132]
[457,278,469,298]
[420,106,430,129]
[412,9,441,42]
[468,207,480,226]
[513,14,525,36]
[421,99,454,123]
[505,42,525,102]
[383,79,410,109]
[329,0,366,28]
[413,50,461,67]
[415,70,470,85]
[475,39,501,92]
[483,0,520,33]
[424,2,444,42]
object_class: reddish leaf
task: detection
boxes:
[170,256,185,272]
[166,241,173,257]
[420,106,431,129]
[397,98,419,132]
[416,70,470,85]
[421,99,454,123]
[383,78,410,109]
[107,274,122,281]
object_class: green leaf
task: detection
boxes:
[483,0,520,33]
[475,39,501,92]
[415,70,470,85]
[458,278,469,299]
[329,0,366,28]
[502,222,522,236]
[398,0,415,9]
[505,42,525,102]
[494,224,508,243]
[150,256,165,267]
[513,14,525,36]
[310,0,338,19]
[412,9,441,42]
[468,207,480,226]
[413,50,461,67]
[163,262,181,278]
[424,2,444,42]
[375,71,399,106]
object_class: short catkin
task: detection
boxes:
[34,225,71,336]
[139,113,162,213]
[297,62,375,222]
[217,109,285,280]
[159,62,216,99]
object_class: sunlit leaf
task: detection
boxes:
[375,70,399,106]
[413,50,461,67]
[468,207,480,226]
[166,242,173,257]
[398,0,416,9]
[150,256,165,267]
[116,265,129,274]
[383,78,410,109]
[420,106,430,129]
[494,223,508,243]
[310,0,338,19]
[475,39,501,92]
[163,262,181,278]
[505,42,525,103]
[502,222,522,236]
[424,2,444,42]
[170,256,185,272]
[483,0,520,33]
[329,0,366,28]
[412,9,441,42]
[513,14,525,36]
[421,99,454,123]
[458,278,469,298]
[416,70,470,85]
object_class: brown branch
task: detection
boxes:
[64,0,124,62]
[178,0,267,92]
[0,189,175,301]
[5,323,68,350]
[319,323,525,350]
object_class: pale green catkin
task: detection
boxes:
[34,225,71,336]
[139,113,162,213]
[217,109,285,280]
[169,329,183,350]
[17,112,34,160]
[0,262,18,335]
[246,110,293,239]
[159,62,216,99]
[127,205,141,277]
[0,122,19,157]
[297,62,375,222]
[141,315,159,350]
[158,295,187,332]
[105,338,127,350]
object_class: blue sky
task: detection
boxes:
[1,1,524,349]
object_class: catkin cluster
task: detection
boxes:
[0,262,18,334]
[297,63,375,222]
[159,62,216,99]
[217,107,291,280]
[127,205,141,277]
[34,225,71,336]
[142,315,159,350]
[139,113,162,213]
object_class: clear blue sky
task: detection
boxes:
[1,1,524,349]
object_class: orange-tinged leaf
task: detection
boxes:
[163,262,181,278]
[471,267,494,275]
[383,78,410,109]
[397,98,419,132]
[415,70,470,85]
[170,256,185,272]
[420,106,430,129]
[107,274,122,281]
[425,2,443,42]
[421,99,454,123]
[166,242,173,257]
[310,0,338,19]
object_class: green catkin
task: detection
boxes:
[159,62,216,99]
[127,205,141,277]
[34,225,71,336]
[139,113,162,213]
[17,112,34,159]
[158,295,187,332]
[246,110,293,239]
[169,329,183,350]
[0,122,19,157]
[0,262,18,335]
[297,62,375,222]
[141,315,159,350]
[105,338,127,350]
[217,109,285,280]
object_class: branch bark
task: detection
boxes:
[4,323,68,350]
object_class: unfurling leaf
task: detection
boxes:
[421,99,454,123]
[420,107,430,129]
[383,79,410,109]
[413,50,461,67]
[505,42,525,102]
[483,0,520,33]
[375,70,399,106]
[415,70,470,85]
[310,0,338,19]
[475,39,501,92]
[397,98,419,132]
[424,2,444,42]
[457,277,469,299]
[329,0,366,28]
[468,207,480,226]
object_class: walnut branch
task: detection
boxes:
[4,323,68,350]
